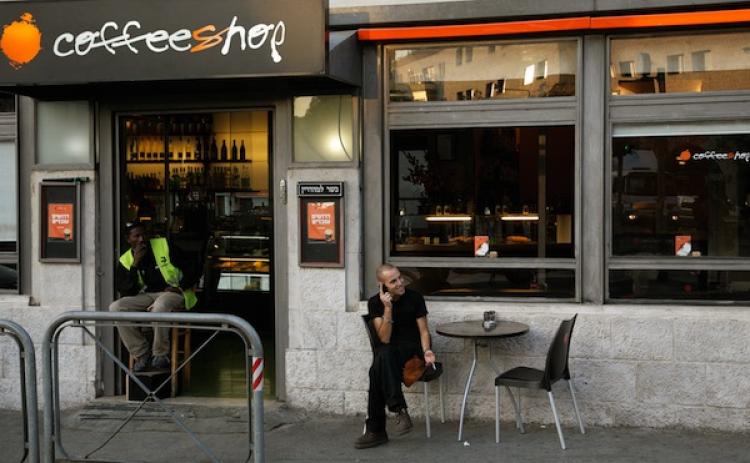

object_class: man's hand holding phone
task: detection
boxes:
[379,283,393,308]
[132,243,147,268]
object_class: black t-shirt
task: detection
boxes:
[368,288,428,346]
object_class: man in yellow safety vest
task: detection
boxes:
[109,221,198,372]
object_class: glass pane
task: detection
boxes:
[610,270,750,301]
[400,267,574,298]
[37,101,90,164]
[612,132,750,257]
[389,40,577,102]
[0,141,16,246]
[0,262,17,290]
[610,32,750,95]
[391,126,575,258]
[293,95,354,162]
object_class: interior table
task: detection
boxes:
[436,320,529,442]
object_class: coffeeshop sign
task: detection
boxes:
[0,0,326,85]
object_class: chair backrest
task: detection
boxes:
[542,314,577,390]
[361,314,381,353]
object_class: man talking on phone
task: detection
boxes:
[109,221,198,372]
[355,263,436,449]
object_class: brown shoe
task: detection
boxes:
[393,409,413,436]
[354,430,388,449]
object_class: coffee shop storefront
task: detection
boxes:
[1,0,750,433]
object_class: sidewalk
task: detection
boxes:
[1,399,748,462]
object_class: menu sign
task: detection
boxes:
[47,203,74,241]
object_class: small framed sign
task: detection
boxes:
[298,182,344,267]
[40,181,81,262]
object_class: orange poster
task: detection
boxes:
[48,203,74,241]
[307,202,335,242]
[675,235,691,256]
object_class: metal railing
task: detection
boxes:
[0,319,40,463]
[40,311,265,463]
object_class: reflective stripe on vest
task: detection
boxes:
[118,237,197,310]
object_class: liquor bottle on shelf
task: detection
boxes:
[239,140,246,161]
[231,140,238,161]
[210,137,218,160]
[194,138,202,161]
[220,140,228,160]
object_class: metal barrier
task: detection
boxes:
[0,319,40,463]
[41,311,265,463]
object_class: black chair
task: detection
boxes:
[361,314,446,438]
[494,314,585,449]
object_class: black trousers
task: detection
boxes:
[366,342,421,433]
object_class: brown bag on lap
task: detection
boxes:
[402,355,426,387]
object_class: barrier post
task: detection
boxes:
[0,319,40,463]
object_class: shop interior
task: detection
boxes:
[119,110,274,397]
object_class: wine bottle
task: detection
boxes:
[231,139,238,161]
[220,140,228,161]
[239,140,246,161]
[210,137,218,161]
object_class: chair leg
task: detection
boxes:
[568,380,585,434]
[170,327,178,398]
[495,386,500,444]
[548,391,567,450]
[424,382,431,438]
[505,386,525,434]
[439,375,445,424]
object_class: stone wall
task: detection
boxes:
[286,301,750,432]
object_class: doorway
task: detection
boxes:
[117,110,275,397]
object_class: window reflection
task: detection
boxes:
[611,32,750,95]
[389,41,577,102]
[610,270,750,300]
[391,126,575,258]
[612,133,750,257]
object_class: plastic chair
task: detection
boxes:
[494,314,585,449]
[361,314,446,438]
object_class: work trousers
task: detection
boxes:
[109,292,184,358]
[366,342,421,433]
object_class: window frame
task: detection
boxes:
[0,108,18,294]
[605,30,750,303]
[382,37,582,302]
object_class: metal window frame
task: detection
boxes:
[380,37,582,302]
[605,29,750,303]
[0,109,18,294]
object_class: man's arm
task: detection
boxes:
[115,262,141,296]
[416,316,436,366]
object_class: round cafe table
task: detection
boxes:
[436,320,529,442]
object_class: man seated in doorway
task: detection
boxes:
[109,221,198,372]
[355,264,437,449]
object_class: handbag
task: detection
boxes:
[402,355,426,387]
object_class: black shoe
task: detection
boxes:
[151,355,170,370]
[133,354,151,373]
[354,430,388,449]
[393,409,413,436]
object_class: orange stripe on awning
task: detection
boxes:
[590,8,750,29]
[357,8,750,41]
[357,17,591,41]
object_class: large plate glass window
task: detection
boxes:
[389,40,577,102]
[610,31,750,95]
[391,125,575,298]
[610,122,750,300]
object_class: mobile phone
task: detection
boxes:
[381,283,389,294]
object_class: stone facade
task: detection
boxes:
[286,301,750,432]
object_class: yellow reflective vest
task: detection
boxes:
[118,237,197,310]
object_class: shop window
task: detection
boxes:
[390,126,575,298]
[293,95,355,163]
[610,122,750,301]
[0,139,17,291]
[37,101,91,165]
[389,40,577,102]
[610,32,750,95]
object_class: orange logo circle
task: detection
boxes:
[1,13,42,69]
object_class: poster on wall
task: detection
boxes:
[40,181,81,262]
[298,182,344,267]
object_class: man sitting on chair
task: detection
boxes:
[109,221,198,372]
[355,264,436,449]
